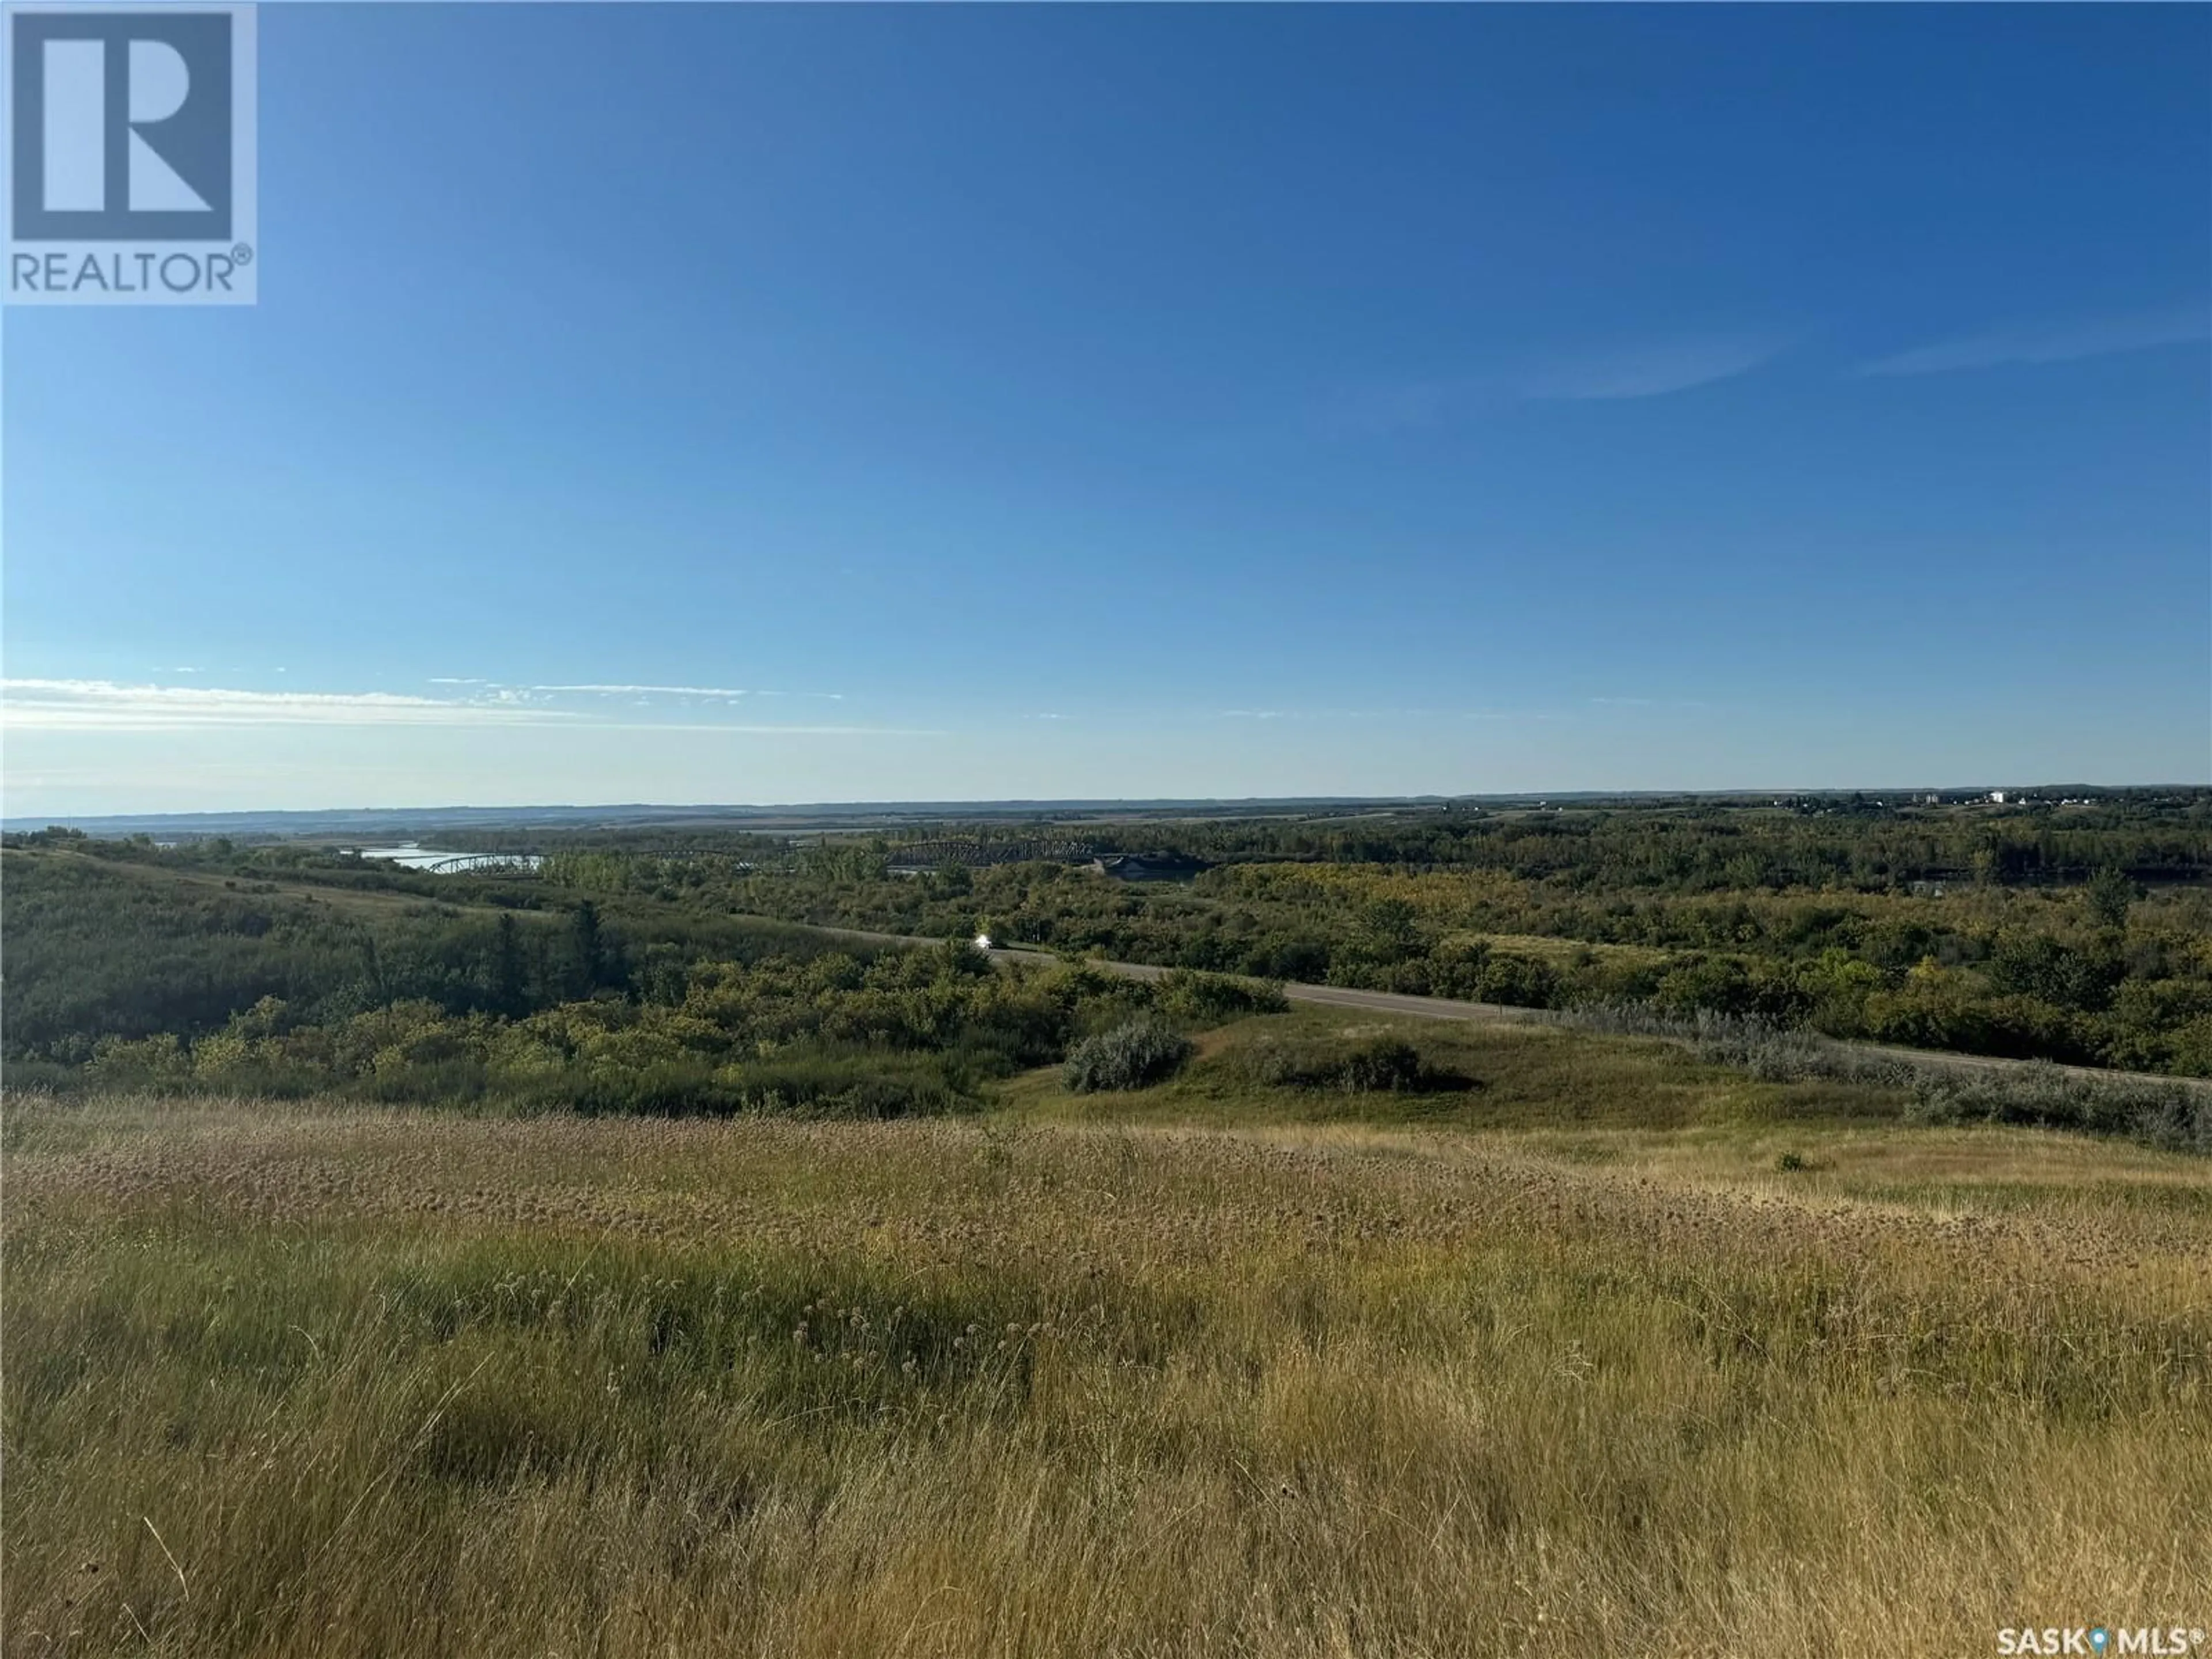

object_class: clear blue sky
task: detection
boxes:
[6,3,2207,814]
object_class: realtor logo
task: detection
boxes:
[5,3,256,304]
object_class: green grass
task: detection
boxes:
[6,1016,2209,1657]
[1004,1004,1908,1134]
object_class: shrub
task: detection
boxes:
[1153,969,1289,1024]
[1904,1063,2210,1151]
[1334,1036,1426,1092]
[1562,998,2211,1154]
[1241,1033,1463,1094]
[1243,938,1331,982]
[1477,954,1559,1009]
[1062,1019,1194,1093]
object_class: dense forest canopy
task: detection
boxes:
[7,791,2211,1087]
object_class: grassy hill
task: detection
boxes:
[1003,1003,1908,1134]
[8,1028,2207,1656]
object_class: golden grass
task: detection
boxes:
[6,1050,2210,1657]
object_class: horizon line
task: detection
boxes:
[9,783,2202,832]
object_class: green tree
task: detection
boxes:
[1362,898,1421,963]
[570,900,607,995]
[490,914,527,1014]
[2085,866,2135,931]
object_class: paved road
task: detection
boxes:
[999,950,1536,1026]
[763,919,2205,1092]
[1006,953,2198,1086]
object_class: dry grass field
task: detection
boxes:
[7,1014,2209,1657]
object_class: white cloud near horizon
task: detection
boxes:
[426,679,845,701]
[527,683,845,700]
[532,682,749,698]
[0,679,893,736]
[3,680,1707,740]
[1854,305,2211,378]
[0,679,571,732]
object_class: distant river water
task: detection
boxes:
[346,844,543,872]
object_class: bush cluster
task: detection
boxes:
[1560,999,2211,1154]
[1238,1033,1462,1094]
[1152,969,1289,1023]
[1903,1065,2211,1154]
[1061,1019,1194,1093]
[65,944,1254,1118]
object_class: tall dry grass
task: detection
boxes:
[6,1088,2209,1657]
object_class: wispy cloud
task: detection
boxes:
[427,677,845,703]
[532,681,755,698]
[1,679,569,732]
[527,683,845,703]
[1219,709,1286,720]
[1336,333,1780,434]
[1,678,903,736]
[599,721,939,736]
[1854,305,2211,378]
[1521,335,1781,402]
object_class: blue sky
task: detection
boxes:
[5,3,2207,814]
